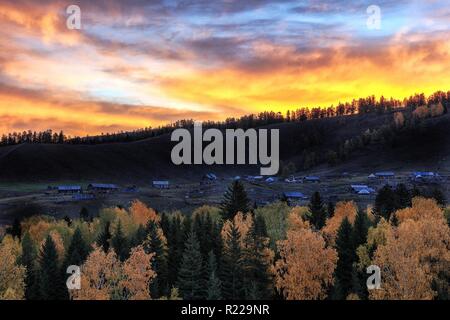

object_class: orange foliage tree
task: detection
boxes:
[221,212,253,248]
[322,201,358,245]
[370,198,450,300]
[129,200,159,226]
[71,245,156,300]
[273,226,337,300]
[119,245,156,300]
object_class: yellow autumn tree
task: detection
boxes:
[0,236,26,300]
[192,205,222,224]
[370,199,450,300]
[28,219,52,244]
[120,245,156,300]
[221,212,253,247]
[322,201,358,245]
[71,245,120,300]
[395,197,443,223]
[287,207,311,231]
[273,228,337,300]
[72,245,156,300]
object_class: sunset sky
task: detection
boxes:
[0,0,449,136]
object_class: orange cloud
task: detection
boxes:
[0,86,221,136]
[160,38,450,113]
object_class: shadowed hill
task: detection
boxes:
[0,112,449,182]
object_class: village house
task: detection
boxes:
[350,184,375,194]
[265,177,277,183]
[57,185,82,194]
[374,172,395,179]
[87,183,119,193]
[350,184,375,195]
[153,180,170,189]
[304,176,320,183]
[411,171,440,182]
[283,191,308,206]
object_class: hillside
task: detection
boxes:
[0,111,449,182]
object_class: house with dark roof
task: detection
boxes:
[283,191,308,206]
[304,176,320,183]
[374,172,395,179]
[87,183,119,193]
[57,186,82,194]
[351,185,375,194]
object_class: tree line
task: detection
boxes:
[2,91,449,147]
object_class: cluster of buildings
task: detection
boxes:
[48,168,442,205]
[50,183,137,201]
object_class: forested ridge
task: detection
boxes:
[1,90,448,146]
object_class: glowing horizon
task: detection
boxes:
[0,0,449,136]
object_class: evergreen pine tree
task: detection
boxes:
[220,180,250,220]
[145,220,169,298]
[177,231,204,300]
[111,221,129,261]
[130,224,147,247]
[352,210,369,249]
[308,191,327,229]
[79,207,89,221]
[395,183,411,209]
[242,220,272,299]
[334,217,355,300]
[39,235,67,300]
[351,210,370,299]
[411,186,421,198]
[206,251,222,300]
[64,227,90,267]
[431,188,446,206]
[221,223,244,300]
[254,214,268,238]
[167,215,183,287]
[21,232,39,300]
[327,201,335,218]
[160,212,170,236]
[374,185,397,220]
[8,218,22,239]
[182,215,192,241]
[211,221,223,271]
[96,221,112,252]
[194,213,216,261]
